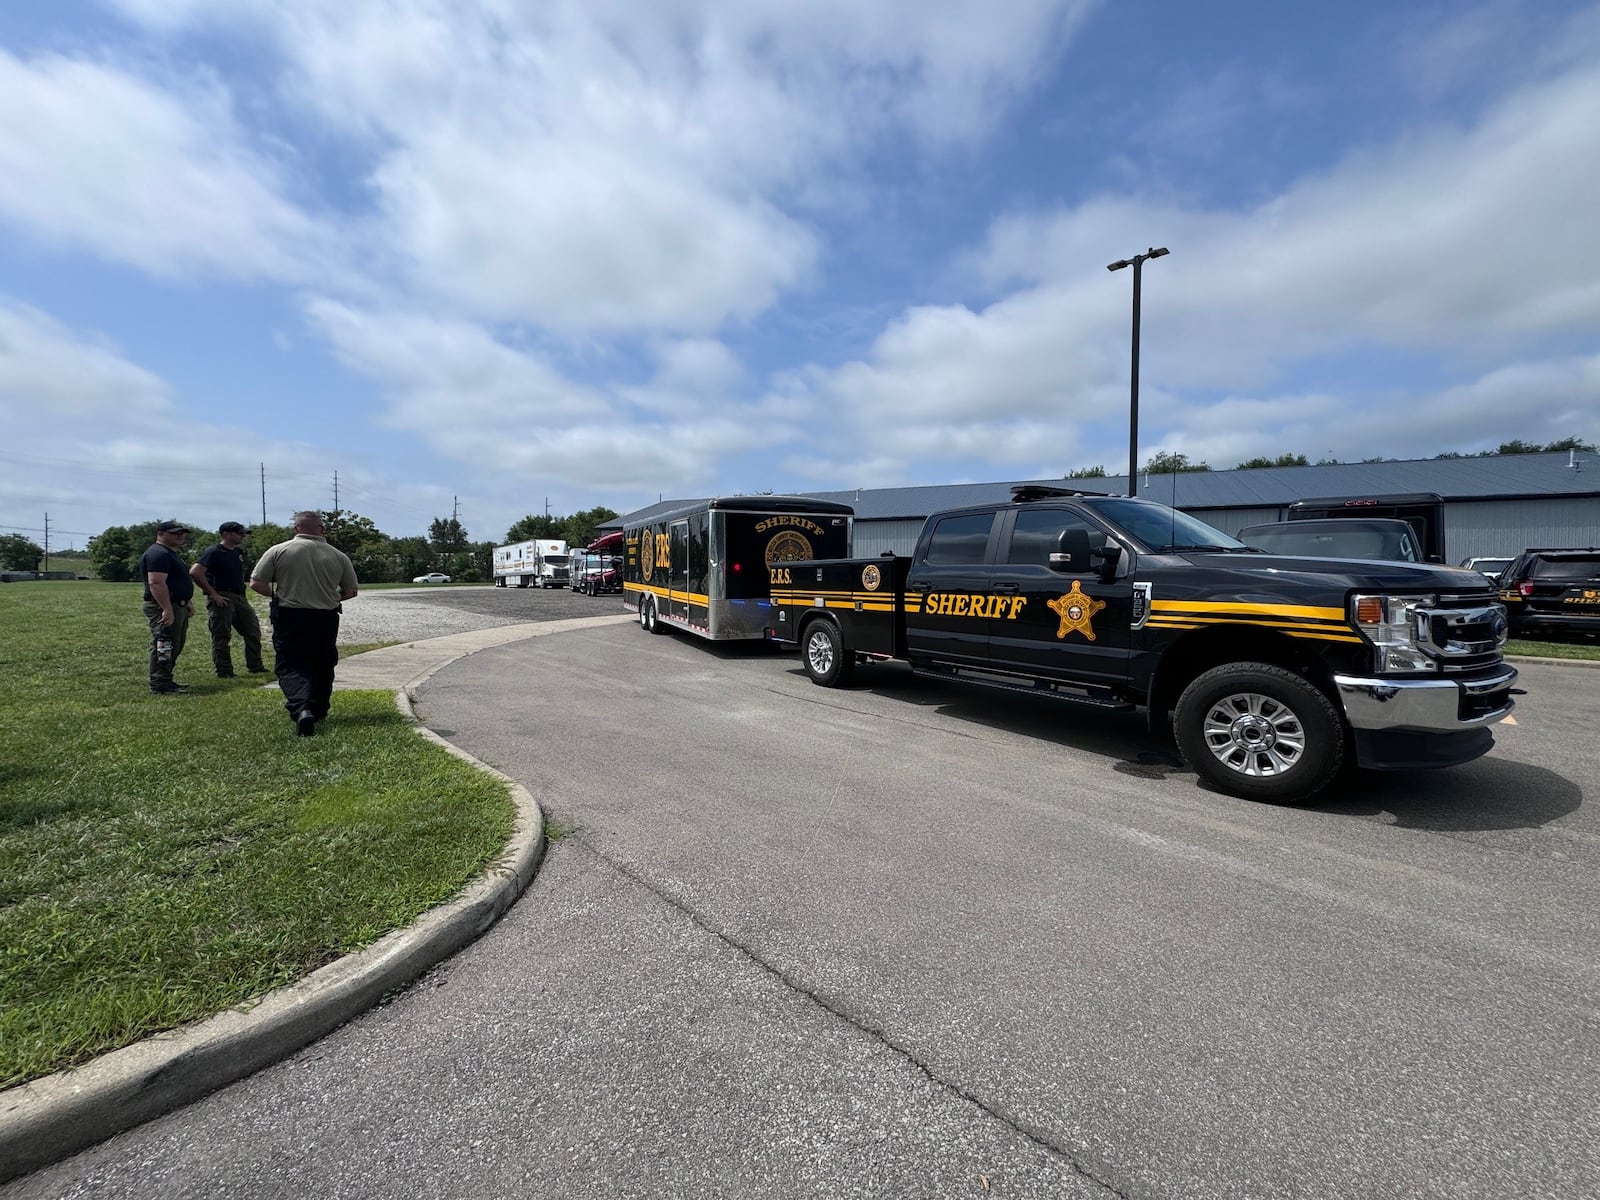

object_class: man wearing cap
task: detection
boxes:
[190,521,267,678]
[140,520,196,694]
[249,510,359,737]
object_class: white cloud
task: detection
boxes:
[372,131,817,333]
[103,0,1096,333]
[0,50,329,281]
[303,300,788,495]
[775,51,1600,483]
[0,301,171,421]
[0,297,433,537]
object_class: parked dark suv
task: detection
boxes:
[1498,548,1600,637]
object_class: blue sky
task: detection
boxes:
[1,0,1596,549]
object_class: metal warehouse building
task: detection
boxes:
[609,450,1599,563]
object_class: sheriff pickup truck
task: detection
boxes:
[768,485,1518,805]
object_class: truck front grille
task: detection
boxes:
[1421,595,1508,671]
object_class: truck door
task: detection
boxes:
[987,506,1133,685]
[669,520,691,622]
[905,510,999,667]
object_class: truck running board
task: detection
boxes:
[910,665,1135,711]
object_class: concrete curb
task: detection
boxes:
[0,663,550,1184]
[1505,653,1600,669]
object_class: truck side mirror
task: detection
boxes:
[1093,541,1122,581]
[1050,528,1093,572]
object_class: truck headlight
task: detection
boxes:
[1352,594,1437,673]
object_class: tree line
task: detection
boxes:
[1066,437,1596,478]
[79,506,619,584]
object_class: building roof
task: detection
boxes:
[604,452,1599,528]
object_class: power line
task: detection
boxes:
[0,521,94,537]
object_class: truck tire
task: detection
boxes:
[1172,662,1344,804]
[643,596,664,634]
[802,620,854,687]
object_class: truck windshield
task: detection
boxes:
[1082,498,1245,553]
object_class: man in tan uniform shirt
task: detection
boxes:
[250,510,359,737]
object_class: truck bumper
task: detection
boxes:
[1333,667,1517,771]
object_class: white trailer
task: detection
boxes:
[493,538,570,587]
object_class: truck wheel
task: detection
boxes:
[643,596,664,634]
[1172,663,1343,804]
[802,620,854,687]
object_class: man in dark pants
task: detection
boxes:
[190,521,267,678]
[249,511,359,737]
[140,520,195,694]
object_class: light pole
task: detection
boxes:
[1107,246,1169,497]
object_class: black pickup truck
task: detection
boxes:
[768,485,1519,804]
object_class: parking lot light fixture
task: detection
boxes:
[1107,246,1170,497]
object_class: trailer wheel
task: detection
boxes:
[802,620,854,687]
[643,596,664,634]
[1172,662,1343,804]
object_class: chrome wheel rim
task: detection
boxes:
[806,629,835,676]
[1201,691,1305,777]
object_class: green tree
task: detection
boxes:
[316,510,393,582]
[0,534,44,571]
[243,522,293,564]
[389,536,433,582]
[1495,439,1543,455]
[88,519,201,581]
[1234,452,1309,470]
[1537,436,1596,453]
[560,506,619,549]
[1065,465,1107,479]
[428,516,470,555]
[504,514,562,542]
[1143,451,1210,473]
[89,527,135,581]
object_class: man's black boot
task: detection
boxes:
[151,682,190,695]
[295,709,317,737]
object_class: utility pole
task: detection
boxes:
[452,495,461,523]
[260,463,267,526]
[43,512,50,572]
[332,470,340,512]
[544,496,551,519]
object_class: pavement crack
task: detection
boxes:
[575,836,1132,1199]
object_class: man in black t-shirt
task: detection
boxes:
[140,520,196,694]
[190,521,266,678]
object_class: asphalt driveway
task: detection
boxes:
[8,615,1597,1199]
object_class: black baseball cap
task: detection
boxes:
[155,521,188,534]
[218,521,247,534]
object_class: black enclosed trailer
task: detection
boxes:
[1288,492,1446,562]
[623,496,853,640]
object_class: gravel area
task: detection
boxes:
[334,585,625,645]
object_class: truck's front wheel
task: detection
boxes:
[1173,663,1344,804]
[802,620,854,687]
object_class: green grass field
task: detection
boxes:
[0,582,515,1088]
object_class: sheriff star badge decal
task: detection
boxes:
[1049,580,1106,641]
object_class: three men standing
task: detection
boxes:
[140,520,196,695]
[249,511,359,737]
[190,521,267,678]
